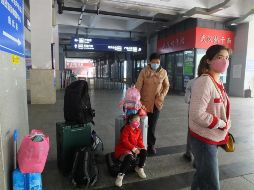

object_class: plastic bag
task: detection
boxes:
[17,130,50,173]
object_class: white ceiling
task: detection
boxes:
[57,0,254,41]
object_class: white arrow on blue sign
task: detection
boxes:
[0,0,24,56]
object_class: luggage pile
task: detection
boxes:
[106,85,148,177]
[13,129,49,190]
[57,80,102,188]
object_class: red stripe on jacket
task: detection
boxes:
[208,116,218,129]
[189,129,229,145]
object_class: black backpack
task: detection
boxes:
[91,130,104,155]
[64,80,95,124]
[71,147,99,188]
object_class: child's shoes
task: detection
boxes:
[115,173,125,187]
[135,167,147,179]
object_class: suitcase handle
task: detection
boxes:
[71,125,84,129]
[69,123,86,129]
[65,122,82,128]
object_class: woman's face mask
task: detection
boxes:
[209,50,229,73]
[210,58,229,73]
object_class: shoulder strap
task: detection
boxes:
[89,151,99,186]
[206,75,224,102]
[71,150,80,186]
[83,148,91,189]
[207,75,230,121]
[91,131,104,152]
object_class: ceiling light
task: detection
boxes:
[231,23,237,26]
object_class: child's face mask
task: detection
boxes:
[131,121,140,128]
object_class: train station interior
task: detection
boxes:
[0,0,254,189]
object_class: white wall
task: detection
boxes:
[0,52,29,189]
[229,21,254,97]
[30,0,53,69]
[30,0,56,104]
[53,25,60,70]
[229,23,249,97]
[245,20,254,94]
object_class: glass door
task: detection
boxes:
[183,50,195,88]
[174,52,184,92]
[136,60,142,80]
[165,54,174,91]
[160,54,166,69]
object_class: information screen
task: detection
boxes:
[71,37,144,53]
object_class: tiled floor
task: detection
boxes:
[28,89,254,190]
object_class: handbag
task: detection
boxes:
[221,133,235,152]
[207,74,235,153]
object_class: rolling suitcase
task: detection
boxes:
[13,130,42,190]
[56,122,92,175]
[115,115,148,149]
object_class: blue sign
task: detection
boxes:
[0,0,24,56]
[71,37,144,53]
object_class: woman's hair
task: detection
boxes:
[198,45,230,77]
[127,114,140,124]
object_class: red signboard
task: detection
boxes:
[157,27,234,54]
[157,28,196,54]
[65,58,95,77]
[195,28,234,49]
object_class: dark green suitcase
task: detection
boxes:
[56,122,92,175]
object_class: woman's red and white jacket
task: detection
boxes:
[189,74,231,145]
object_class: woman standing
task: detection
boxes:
[189,45,231,190]
[135,53,170,155]
[183,61,209,162]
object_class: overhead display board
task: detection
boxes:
[71,37,144,53]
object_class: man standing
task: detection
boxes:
[136,53,170,155]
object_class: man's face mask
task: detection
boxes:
[150,63,160,70]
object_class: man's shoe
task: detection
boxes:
[148,145,157,155]
[183,152,192,162]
